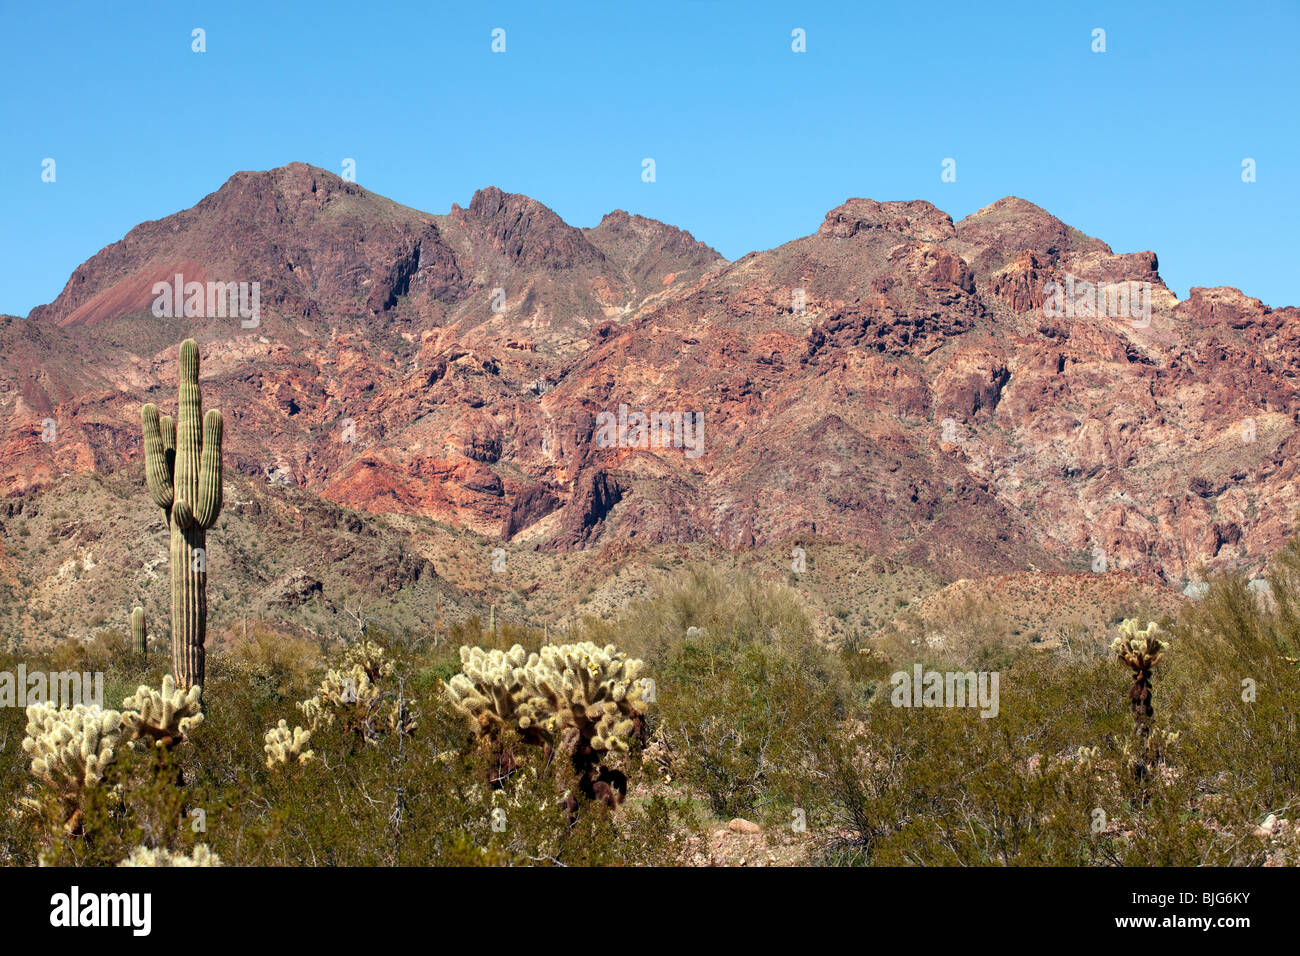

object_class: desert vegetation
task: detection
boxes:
[2,546,1297,866]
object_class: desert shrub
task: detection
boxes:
[0,704,39,864]
[445,616,544,655]
[1156,550,1300,848]
[609,566,838,681]
[596,566,849,820]
[35,744,197,867]
[788,651,1189,865]
[40,629,160,713]
[16,672,212,866]
[7,538,1299,868]
[49,629,127,674]
[656,636,829,819]
[0,632,686,867]
[790,576,1300,867]
[874,592,1015,671]
[209,717,688,866]
[222,623,324,700]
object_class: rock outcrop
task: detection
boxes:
[5,165,1298,583]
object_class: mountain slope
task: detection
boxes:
[3,164,1298,587]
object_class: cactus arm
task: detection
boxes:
[194,409,223,529]
[172,499,195,532]
[174,340,202,511]
[141,404,174,512]
[161,414,176,475]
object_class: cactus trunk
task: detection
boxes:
[131,606,147,657]
[141,339,223,691]
[169,517,206,685]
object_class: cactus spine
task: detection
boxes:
[131,606,147,657]
[141,339,223,690]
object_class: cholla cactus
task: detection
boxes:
[21,678,206,833]
[119,845,223,866]
[1111,619,1171,781]
[121,674,204,750]
[21,703,124,831]
[448,642,649,751]
[1111,619,1168,672]
[445,641,652,807]
[339,639,395,681]
[446,644,533,738]
[385,700,418,738]
[263,720,314,770]
[1075,745,1100,773]
[1110,619,1168,737]
[296,640,413,745]
[298,667,379,731]
[640,723,675,784]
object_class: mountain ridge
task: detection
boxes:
[4,161,1299,589]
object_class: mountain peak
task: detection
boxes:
[957,196,1110,258]
[966,195,1053,219]
[207,162,364,207]
[455,186,605,270]
[596,209,636,228]
[817,198,956,242]
[585,209,724,273]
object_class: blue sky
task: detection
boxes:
[2,0,1297,315]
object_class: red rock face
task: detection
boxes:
[817,199,956,243]
[3,163,1297,584]
[460,186,605,271]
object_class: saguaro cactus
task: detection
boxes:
[141,339,223,690]
[131,606,147,657]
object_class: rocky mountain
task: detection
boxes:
[3,162,1298,597]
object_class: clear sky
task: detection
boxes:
[2,0,1297,316]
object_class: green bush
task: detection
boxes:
[4,544,1299,867]
[784,554,1300,866]
[595,567,850,820]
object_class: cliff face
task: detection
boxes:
[4,164,1297,583]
